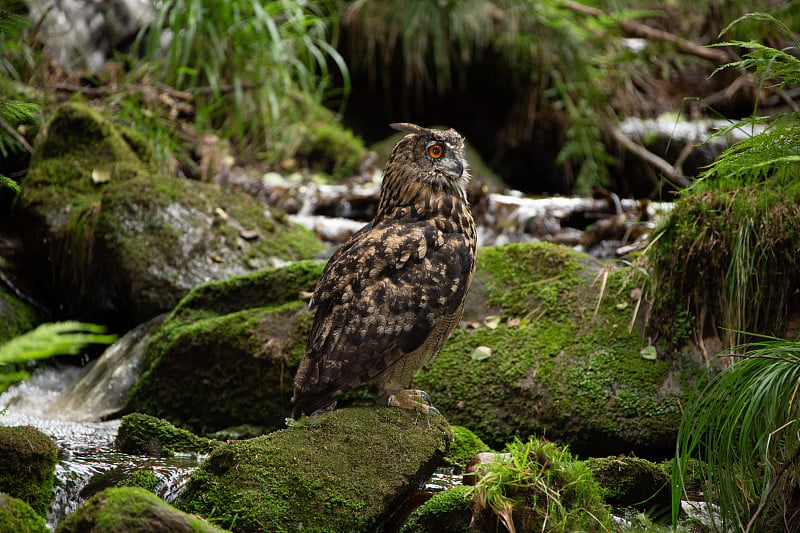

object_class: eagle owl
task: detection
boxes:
[291,123,476,418]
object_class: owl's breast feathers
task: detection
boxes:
[293,195,476,416]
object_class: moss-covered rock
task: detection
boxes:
[444,425,492,470]
[125,260,323,434]
[297,121,365,181]
[0,426,57,517]
[115,469,160,492]
[585,456,670,510]
[54,486,229,533]
[14,101,324,325]
[114,413,220,456]
[414,242,701,456]
[399,485,473,533]
[177,406,451,533]
[648,183,800,353]
[0,285,42,345]
[0,493,49,533]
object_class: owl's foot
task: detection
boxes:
[387,389,440,414]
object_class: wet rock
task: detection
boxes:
[125,260,323,434]
[13,102,324,326]
[54,486,227,533]
[413,241,705,456]
[114,413,220,457]
[0,426,57,517]
[177,406,451,533]
[0,492,48,533]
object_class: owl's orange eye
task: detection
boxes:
[427,143,444,159]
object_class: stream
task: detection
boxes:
[0,319,200,529]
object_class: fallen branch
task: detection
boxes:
[0,116,34,153]
[611,127,692,188]
[560,0,730,64]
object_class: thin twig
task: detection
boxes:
[611,128,692,188]
[0,116,34,153]
[744,444,800,533]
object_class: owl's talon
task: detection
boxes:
[417,390,433,405]
[387,392,440,414]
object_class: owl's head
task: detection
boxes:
[387,123,468,186]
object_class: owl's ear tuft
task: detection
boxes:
[390,123,427,135]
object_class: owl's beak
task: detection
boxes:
[442,157,464,179]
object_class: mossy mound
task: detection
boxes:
[414,242,698,456]
[0,493,48,533]
[399,485,473,533]
[115,469,160,492]
[444,425,492,470]
[14,102,324,325]
[0,426,57,517]
[114,413,220,456]
[585,456,670,510]
[125,260,323,434]
[177,407,451,533]
[54,486,229,533]
[296,121,365,181]
[648,183,800,353]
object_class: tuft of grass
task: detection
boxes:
[673,338,800,532]
[467,437,614,532]
[130,0,349,162]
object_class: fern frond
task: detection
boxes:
[0,322,118,366]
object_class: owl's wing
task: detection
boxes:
[292,218,473,415]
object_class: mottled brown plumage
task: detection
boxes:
[291,123,476,418]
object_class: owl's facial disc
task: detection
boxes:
[426,140,464,179]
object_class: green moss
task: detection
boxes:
[115,413,220,456]
[0,287,42,344]
[177,407,451,533]
[54,487,229,533]
[585,456,670,510]
[415,242,689,455]
[0,426,57,517]
[298,122,365,181]
[115,469,160,492]
[444,426,492,469]
[126,262,323,434]
[399,485,473,533]
[0,493,48,533]
[648,184,800,350]
[476,242,589,319]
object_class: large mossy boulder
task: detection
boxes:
[14,102,324,325]
[0,493,49,533]
[0,426,57,517]
[177,407,451,533]
[125,260,323,434]
[414,242,702,456]
[54,486,228,533]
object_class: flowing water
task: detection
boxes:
[0,318,200,529]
